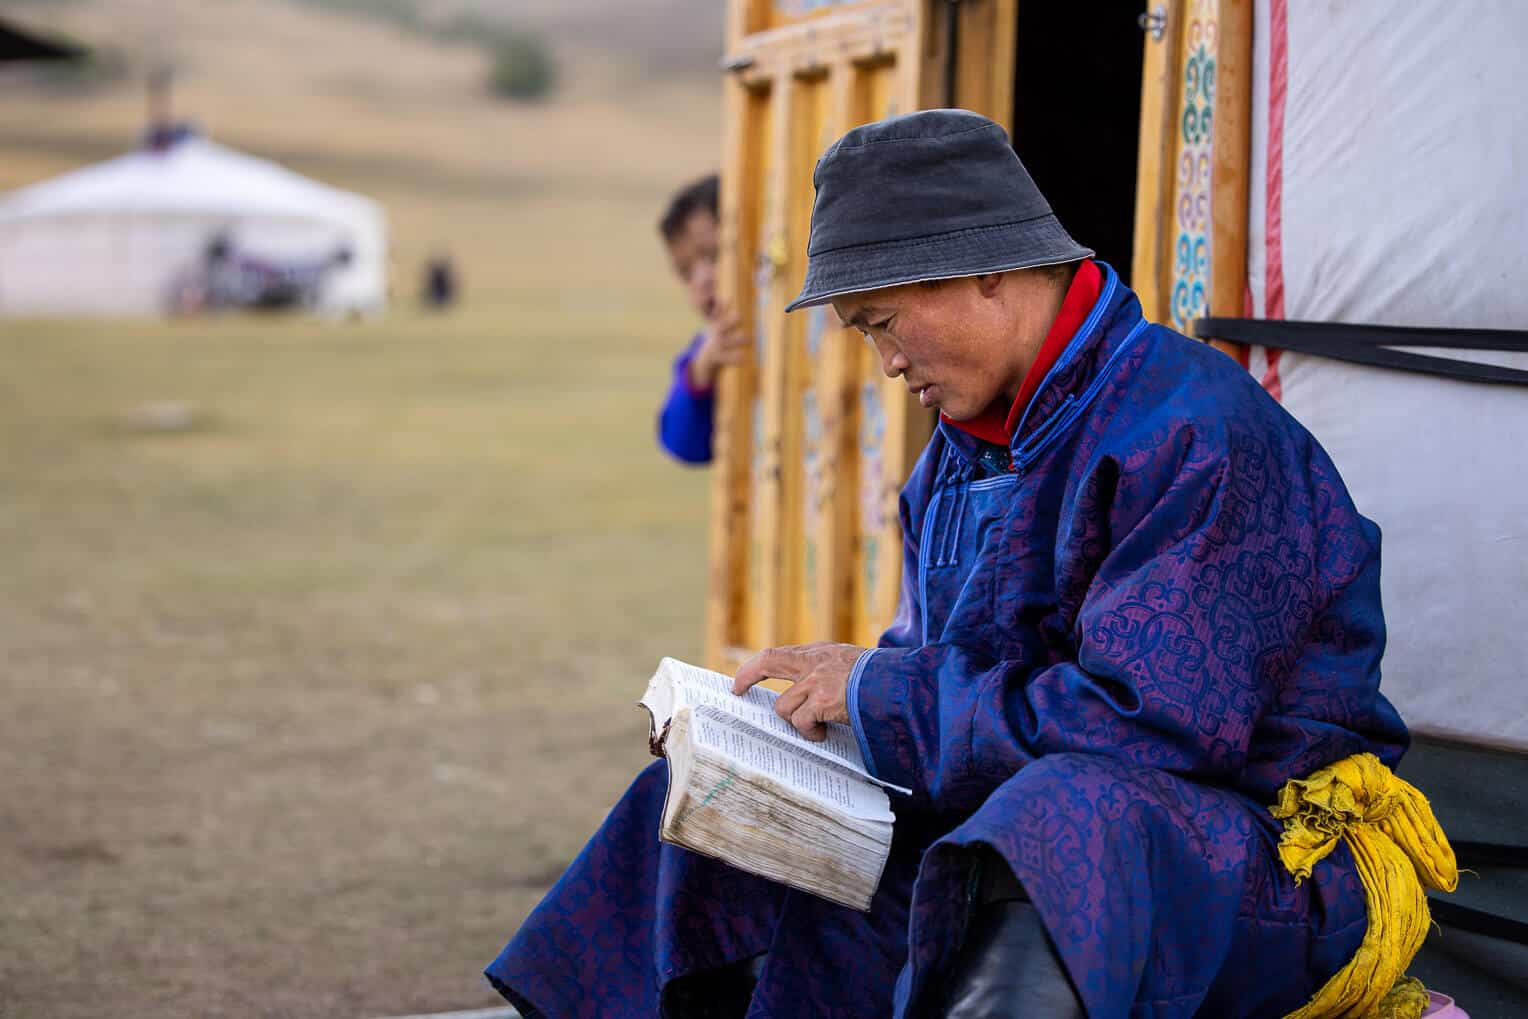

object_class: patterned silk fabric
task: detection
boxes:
[487,263,1409,1018]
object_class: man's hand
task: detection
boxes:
[687,307,750,391]
[733,642,867,742]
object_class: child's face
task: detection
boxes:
[666,210,719,322]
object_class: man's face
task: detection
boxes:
[665,210,719,322]
[831,271,1057,421]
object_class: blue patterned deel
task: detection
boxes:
[487,264,1406,1018]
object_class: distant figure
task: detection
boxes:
[655,174,749,465]
[165,231,351,314]
[421,254,457,309]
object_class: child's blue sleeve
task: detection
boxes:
[657,334,715,464]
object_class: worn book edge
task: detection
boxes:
[658,709,889,912]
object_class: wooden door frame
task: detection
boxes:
[705,1,1019,672]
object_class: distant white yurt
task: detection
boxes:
[0,128,386,316]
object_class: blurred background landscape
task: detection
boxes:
[0,0,723,1014]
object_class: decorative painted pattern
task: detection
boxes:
[858,379,886,610]
[748,239,773,604]
[801,388,822,596]
[1170,0,1217,331]
[748,397,767,598]
[753,251,773,371]
[801,305,832,600]
[806,305,829,360]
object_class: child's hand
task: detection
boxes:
[688,308,751,391]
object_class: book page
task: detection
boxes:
[690,710,893,822]
[637,667,675,756]
[656,658,910,795]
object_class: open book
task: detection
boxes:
[639,657,909,912]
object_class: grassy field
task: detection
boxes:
[0,303,711,1017]
[0,1,722,1015]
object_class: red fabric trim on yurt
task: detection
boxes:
[1261,0,1289,400]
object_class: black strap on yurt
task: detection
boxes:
[1452,840,1528,871]
[1421,840,1528,947]
[1191,317,1528,387]
[1428,899,1528,946]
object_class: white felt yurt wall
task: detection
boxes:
[1244,1,1528,750]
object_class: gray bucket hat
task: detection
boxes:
[785,109,1093,312]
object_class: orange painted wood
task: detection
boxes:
[1131,0,1185,326]
[1209,0,1252,359]
[704,2,768,668]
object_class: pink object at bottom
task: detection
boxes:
[1421,991,1469,1019]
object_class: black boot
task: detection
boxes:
[939,851,1087,1019]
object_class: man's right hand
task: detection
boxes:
[687,308,750,391]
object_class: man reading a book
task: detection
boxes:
[486,110,1451,1018]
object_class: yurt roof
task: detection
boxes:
[0,132,381,227]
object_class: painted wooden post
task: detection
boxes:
[1132,0,1186,325]
[1132,0,1252,350]
[1167,0,1217,334]
[1208,0,1252,357]
[802,63,869,644]
[857,54,926,648]
[706,0,767,669]
[749,74,796,652]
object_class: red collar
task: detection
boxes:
[943,259,1101,445]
